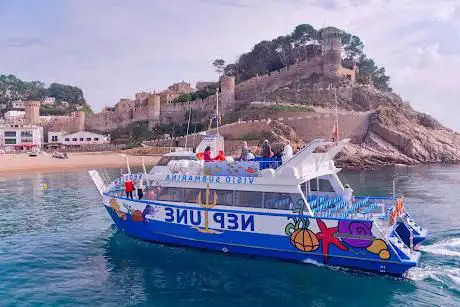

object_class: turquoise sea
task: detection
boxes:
[0,165,459,306]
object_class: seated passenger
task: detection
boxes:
[261,139,273,158]
[214,150,226,161]
[204,146,212,162]
[239,141,250,161]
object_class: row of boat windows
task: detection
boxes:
[157,156,196,166]
[148,187,300,210]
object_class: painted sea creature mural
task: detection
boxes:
[285,201,319,252]
[131,210,144,222]
[366,239,391,260]
[337,220,374,248]
[109,198,127,220]
[316,219,348,263]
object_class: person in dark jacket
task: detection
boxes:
[204,146,212,162]
[261,140,273,158]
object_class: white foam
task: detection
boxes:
[418,238,460,258]
[301,258,324,267]
[405,265,460,288]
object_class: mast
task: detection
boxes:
[216,88,219,136]
[184,107,192,150]
[333,86,339,142]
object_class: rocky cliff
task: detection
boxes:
[258,76,460,168]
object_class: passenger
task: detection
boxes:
[203,146,212,162]
[124,178,134,199]
[342,184,354,208]
[261,139,273,158]
[282,140,294,162]
[135,179,144,200]
[239,141,250,161]
[214,150,226,161]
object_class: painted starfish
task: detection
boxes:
[316,219,348,263]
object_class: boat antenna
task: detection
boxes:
[334,85,339,143]
[184,107,192,150]
[121,154,131,174]
[216,88,219,136]
[141,156,147,174]
[192,124,197,149]
[169,123,176,153]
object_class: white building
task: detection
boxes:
[4,110,25,121]
[48,131,110,146]
[12,101,25,110]
[42,97,56,106]
[0,124,43,149]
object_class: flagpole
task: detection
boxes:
[216,88,219,136]
[184,107,192,150]
[334,86,339,142]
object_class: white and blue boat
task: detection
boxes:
[89,134,427,276]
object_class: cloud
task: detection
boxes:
[0,0,459,130]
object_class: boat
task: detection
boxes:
[88,133,427,276]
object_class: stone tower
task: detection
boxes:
[74,111,86,132]
[219,76,235,112]
[24,101,40,124]
[321,27,343,76]
[147,94,161,130]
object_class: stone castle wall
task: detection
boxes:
[145,111,371,148]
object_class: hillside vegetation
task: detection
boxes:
[216,24,391,91]
[0,74,92,115]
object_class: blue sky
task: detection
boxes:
[1,0,460,129]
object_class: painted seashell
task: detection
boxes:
[338,220,373,248]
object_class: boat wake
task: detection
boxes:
[418,238,460,258]
[405,265,460,288]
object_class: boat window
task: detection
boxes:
[309,179,334,192]
[157,155,197,166]
[157,187,183,202]
[235,191,262,208]
[183,188,201,203]
[264,193,294,210]
[183,188,234,206]
[216,190,234,206]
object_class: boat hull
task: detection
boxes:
[104,196,418,276]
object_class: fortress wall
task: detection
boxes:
[235,57,323,101]
[282,112,371,142]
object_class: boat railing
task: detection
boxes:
[372,218,404,261]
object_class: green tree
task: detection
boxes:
[213,59,226,75]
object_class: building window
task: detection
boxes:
[64,138,70,142]
[51,136,58,142]
[94,138,99,141]
[86,138,91,141]
[20,131,33,138]
[21,139,33,143]
[4,131,16,137]
[4,139,16,144]
[79,138,84,141]
[72,138,77,141]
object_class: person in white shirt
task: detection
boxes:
[134,179,144,200]
[342,184,354,208]
[281,140,294,163]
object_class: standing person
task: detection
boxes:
[261,140,273,158]
[124,178,134,199]
[239,141,250,161]
[282,140,294,163]
[342,184,354,208]
[135,179,144,200]
[203,146,212,162]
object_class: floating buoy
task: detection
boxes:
[42,183,48,190]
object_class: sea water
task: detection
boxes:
[0,165,459,306]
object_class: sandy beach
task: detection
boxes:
[0,152,160,175]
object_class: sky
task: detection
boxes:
[1,0,460,129]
